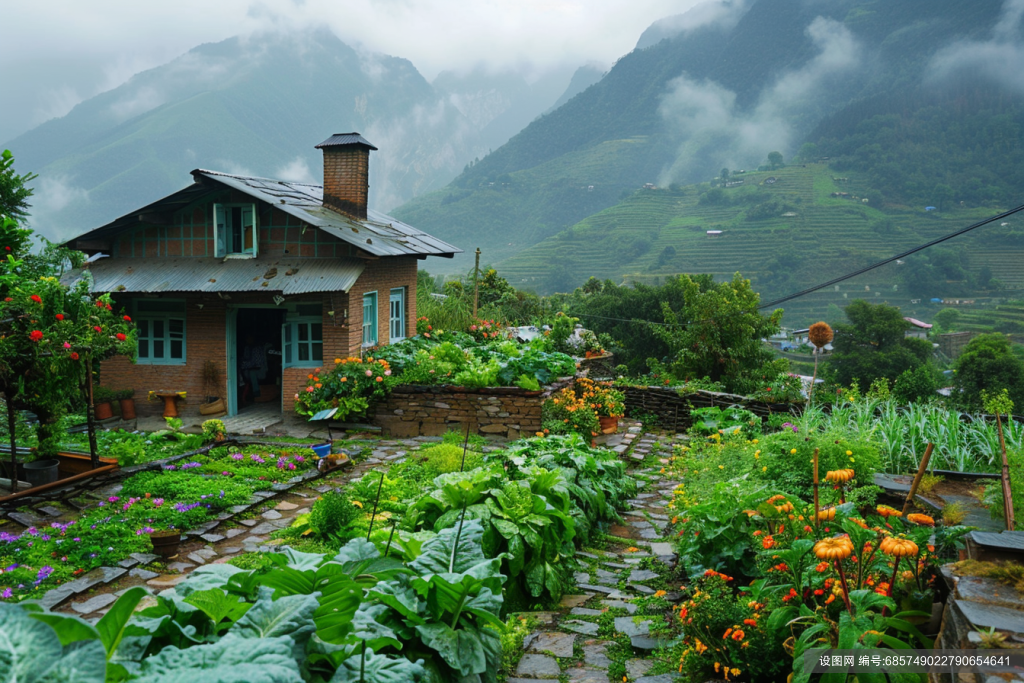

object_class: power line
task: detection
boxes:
[567,203,1024,328]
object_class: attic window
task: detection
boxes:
[214,203,257,258]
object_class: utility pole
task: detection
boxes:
[472,248,481,318]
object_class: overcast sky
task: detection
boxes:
[0,0,695,143]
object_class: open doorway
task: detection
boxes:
[235,308,285,411]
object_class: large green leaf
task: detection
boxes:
[175,564,247,593]
[29,612,100,647]
[258,566,317,597]
[329,647,426,683]
[369,581,424,624]
[352,603,403,652]
[332,538,380,564]
[415,622,487,677]
[506,535,525,577]
[97,585,149,659]
[0,602,105,683]
[279,547,327,571]
[136,633,303,682]
[183,588,252,631]
[409,520,487,575]
[313,576,363,644]
[491,518,520,540]
[232,588,318,661]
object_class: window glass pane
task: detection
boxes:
[283,324,292,365]
[137,319,149,337]
[169,319,184,337]
[297,304,320,317]
[137,301,185,314]
[298,343,309,362]
[171,340,183,359]
[311,323,322,342]
[298,324,309,342]
[138,340,149,359]
[312,343,322,362]
[154,340,165,358]
[153,319,164,338]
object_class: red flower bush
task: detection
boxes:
[115,333,127,341]
[55,314,64,321]
[93,326,102,333]
[29,330,43,342]
[30,294,42,303]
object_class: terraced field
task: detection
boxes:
[498,163,1016,326]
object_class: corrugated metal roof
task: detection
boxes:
[61,258,365,295]
[194,170,460,258]
[315,133,378,150]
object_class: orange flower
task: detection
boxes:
[743,618,757,627]
[906,513,934,527]
[761,535,775,549]
[817,506,837,521]
[814,537,853,561]
[880,537,918,558]
[876,505,902,518]
[731,629,745,641]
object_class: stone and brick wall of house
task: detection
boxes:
[98,256,420,417]
[619,385,802,431]
[372,378,574,439]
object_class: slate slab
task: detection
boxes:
[167,562,195,573]
[635,675,680,683]
[629,570,659,582]
[525,631,576,658]
[200,533,225,544]
[72,593,117,614]
[582,642,613,670]
[249,522,278,536]
[224,527,246,539]
[275,501,299,511]
[39,585,77,610]
[649,543,674,556]
[238,519,258,527]
[601,599,637,614]
[630,635,670,651]
[147,574,189,590]
[261,509,283,520]
[561,620,600,636]
[118,557,140,569]
[577,583,617,595]
[220,546,242,555]
[129,568,160,580]
[626,659,653,678]
[570,607,603,617]
[130,552,159,565]
[614,617,650,637]
[37,506,64,518]
[515,654,560,679]
[559,594,594,609]
[565,668,608,683]
[574,571,591,584]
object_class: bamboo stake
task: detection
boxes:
[996,414,1016,531]
[472,248,481,318]
[7,396,17,494]
[901,443,934,516]
[813,448,820,528]
[365,471,386,541]
[85,355,99,469]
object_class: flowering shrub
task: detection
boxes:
[467,317,507,342]
[293,357,397,418]
[576,377,624,418]
[541,387,600,438]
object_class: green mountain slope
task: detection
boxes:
[393,0,1014,273]
[497,163,1023,326]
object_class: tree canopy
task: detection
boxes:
[827,300,932,391]
[953,333,1024,412]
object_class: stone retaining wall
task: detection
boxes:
[372,378,575,439]
[621,385,802,431]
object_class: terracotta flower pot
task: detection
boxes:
[598,415,619,435]
[119,398,136,420]
[94,402,114,421]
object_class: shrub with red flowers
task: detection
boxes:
[466,317,508,342]
[293,356,398,419]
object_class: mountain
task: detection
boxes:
[392,0,1021,276]
[6,29,576,242]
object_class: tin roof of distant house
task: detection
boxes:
[64,169,460,260]
[903,317,932,329]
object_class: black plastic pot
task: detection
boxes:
[24,459,60,487]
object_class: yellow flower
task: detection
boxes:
[352,500,364,509]
[762,466,767,472]
[846,450,853,456]
[654,590,667,598]
[752,439,758,444]
[718,465,724,469]
[790,448,797,454]
[626,547,639,553]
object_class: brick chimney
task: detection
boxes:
[315,133,378,220]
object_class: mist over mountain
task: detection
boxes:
[5,29,578,242]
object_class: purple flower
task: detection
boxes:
[1,588,12,599]
[153,498,164,508]
[73,537,80,542]
[163,464,177,471]
[230,453,244,461]
[781,422,798,433]
[34,566,53,586]
[219,490,225,499]
[108,496,120,502]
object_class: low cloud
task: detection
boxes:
[658,16,860,184]
[929,0,1024,93]
[275,156,316,184]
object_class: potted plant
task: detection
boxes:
[578,377,625,434]
[149,528,182,558]
[115,388,136,420]
[199,360,226,416]
[202,419,227,442]
[92,386,117,421]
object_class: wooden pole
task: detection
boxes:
[901,443,934,516]
[813,448,820,528]
[807,351,819,408]
[472,248,481,318]
[7,396,17,494]
[85,355,99,469]
[996,414,1016,531]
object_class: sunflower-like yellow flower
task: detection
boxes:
[814,536,854,560]
[880,537,919,558]
[825,469,855,484]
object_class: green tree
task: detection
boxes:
[892,365,938,404]
[720,168,730,186]
[767,151,784,170]
[932,308,961,332]
[953,334,1024,412]
[650,273,784,391]
[0,149,36,220]
[827,300,932,391]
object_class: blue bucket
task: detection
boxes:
[311,443,332,459]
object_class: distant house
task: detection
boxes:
[706,230,723,237]
[903,317,932,339]
[62,133,460,418]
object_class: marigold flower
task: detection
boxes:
[817,506,837,521]
[761,535,775,549]
[876,505,902,518]
[730,629,745,641]
[814,537,853,560]
[626,547,639,553]
[790,448,797,454]
[654,590,667,598]
[880,537,918,558]
[825,469,855,484]
[906,513,934,527]
[743,618,757,627]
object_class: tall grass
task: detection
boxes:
[800,399,1021,474]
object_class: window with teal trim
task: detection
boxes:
[282,319,323,368]
[135,300,186,364]
[389,288,405,341]
[362,292,378,346]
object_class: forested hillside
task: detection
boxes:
[394,0,1020,273]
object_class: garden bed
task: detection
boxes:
[620,384,802,430]
[371,378,575,438]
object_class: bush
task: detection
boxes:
[308,490,361,540]
[893,365,937,403]
[108,440,145,467]
[752,430,881,503]
[420,443,483,476]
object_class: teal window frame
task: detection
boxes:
[282,318,323,368]
[389,288,405,341]
[135,299,186,365]
[213,202,258,258]
[362,292,378,346]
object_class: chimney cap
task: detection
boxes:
[315,132,378,151]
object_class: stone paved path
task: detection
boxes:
[510,423,687,683]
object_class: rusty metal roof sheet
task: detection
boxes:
[194,170,459,258]
[61,257,365,295]
[315,133,378,150]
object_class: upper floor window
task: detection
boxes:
[214,203,257,257]
[135,299,186,365]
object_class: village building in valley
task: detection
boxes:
[62,133,460,418]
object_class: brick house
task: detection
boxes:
[63,134,460,418]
